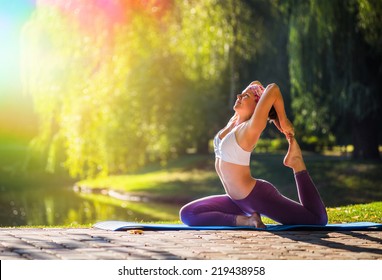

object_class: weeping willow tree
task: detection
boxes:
[288,0,381,158]
[21,0,262,178]
[167,0,264,152]
[288,0,338,150]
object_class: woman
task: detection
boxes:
[179,81,328,228]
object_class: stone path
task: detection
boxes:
[0,228,381,260]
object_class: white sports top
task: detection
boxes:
[213,130,251,166]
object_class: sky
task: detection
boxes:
[0,0,35,95]
[0,0,36,140]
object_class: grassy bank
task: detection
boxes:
[2,139,380,225]
[77,153,382,224]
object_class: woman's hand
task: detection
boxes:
[271,115,294,138]
[280,118,295,139]
[249,80,264,87]
[271,117,283,133]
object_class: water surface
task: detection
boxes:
[0,186,180,226]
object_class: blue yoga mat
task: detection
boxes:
[94,221,382,231]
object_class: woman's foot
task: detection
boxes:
[249,212,267,229]
[236,212,266,228]
[283,137,306,173]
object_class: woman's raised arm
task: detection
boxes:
[246,83,294,139]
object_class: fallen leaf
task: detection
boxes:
[128,229,144,235]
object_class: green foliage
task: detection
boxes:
[255,138,288,153]
[22,0,262,178]
[357,0,382,53]
[287,0,382,152]
[170,0,231,81]
[288,1,338,141]
[21,0,382,178]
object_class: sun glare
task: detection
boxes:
[0,0,34,93]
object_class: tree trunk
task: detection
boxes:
[352,116,380,160]
[228,49,236,108]
[228,0,238,109]
[196,136,210,155]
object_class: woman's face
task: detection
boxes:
[233,85,263,115]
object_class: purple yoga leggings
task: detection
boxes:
[179,170,328,226]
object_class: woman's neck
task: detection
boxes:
[234,114,250,127]
[225,112,250,133]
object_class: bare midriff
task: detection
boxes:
[215,158,257,200]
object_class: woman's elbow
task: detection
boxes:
[265,83,282,99]
[267,83,280,92]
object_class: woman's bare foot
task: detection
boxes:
[283,137,306,173]
[236,212,266,228]
[249,212,267,229]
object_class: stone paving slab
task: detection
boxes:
[0,228,381,260]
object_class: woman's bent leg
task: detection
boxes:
[294,170,328,224]
[234,180,327,225]
[277,136,327,224]
[179,195,247,226]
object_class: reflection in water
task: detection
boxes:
[0,187,181,226]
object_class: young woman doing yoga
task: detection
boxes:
[179,81,328,228]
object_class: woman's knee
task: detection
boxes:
[317,212,328,225]
[179,204,195,225]
[311,212,328,225]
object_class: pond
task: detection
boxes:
[0,185,181,227]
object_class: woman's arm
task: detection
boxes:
[249,80,264,87]
[244,83,294,143]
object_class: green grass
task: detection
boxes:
[77,155,222,202]
[326,201,382,223]
[261,201,382,224]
